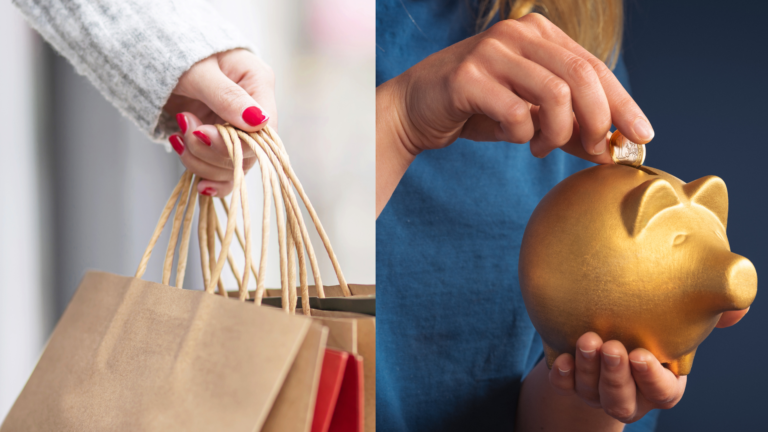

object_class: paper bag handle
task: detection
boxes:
[134,170,199,287]
[134,125,350,315]
[135,123,253,298]
[212,125,352,307]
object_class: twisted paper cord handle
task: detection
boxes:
[134,125,349,316]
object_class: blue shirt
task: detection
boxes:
[376,1,659,431]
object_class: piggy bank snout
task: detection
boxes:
[721,254,758,311]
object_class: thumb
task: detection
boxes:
[192,67,270,132]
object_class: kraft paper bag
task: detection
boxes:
[228,127,378,430]
[203,125,374,432]
[1,271,314,432]
[308,310,375,432]
[262,321,328,432]
[2,125,367,432]
[263,285,376,432]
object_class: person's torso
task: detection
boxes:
[375,1,655,431]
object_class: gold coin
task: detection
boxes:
[609,130,646,167]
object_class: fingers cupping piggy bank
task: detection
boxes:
[519,164,757,375]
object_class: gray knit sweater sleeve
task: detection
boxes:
[13,0,256,142]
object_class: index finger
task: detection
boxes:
[520,13,655,145]
[181,113,257,167]
[531,109,614,163]
[193,124,257,163]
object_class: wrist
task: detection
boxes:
[375,78,419,217]
[377,77,422,159]
[516,360,624,432]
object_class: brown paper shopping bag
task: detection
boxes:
[262,295,376,432]
[199,125,377,431]
[214,125,377,432]
[1,125,369,432]
[308,310,375,432]
[0,271,322,432]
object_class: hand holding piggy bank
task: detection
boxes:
[520,164,757,376]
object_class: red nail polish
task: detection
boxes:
[175,113,188,134]
[201,187,218,197]
[242,106,269,126]
[193,130,212,146]
[169,135,185,155]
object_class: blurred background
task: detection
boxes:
[622,0,768,429]
[0,0,374,419]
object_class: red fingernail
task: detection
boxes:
[169,135,185,155]
[193,130,212,146]
[175,113,188,134]
[201,187,217,197]
[242,106,269,126]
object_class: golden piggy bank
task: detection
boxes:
[519,164,757,375]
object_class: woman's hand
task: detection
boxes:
[163,48,276,197]
[546,309,750,425]
[549,333,686,425]
[377,13,653,216]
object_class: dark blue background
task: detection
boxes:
[622,1,768,429]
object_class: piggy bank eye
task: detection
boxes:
[673,234,687,245]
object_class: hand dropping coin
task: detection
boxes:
[609,130,646,167]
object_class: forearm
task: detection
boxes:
[12,0,255,141]
[516,360,625,432]
[376,79,418,217]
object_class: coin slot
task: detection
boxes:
[632,166,657,175]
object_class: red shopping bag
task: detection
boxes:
[312,349,364,432]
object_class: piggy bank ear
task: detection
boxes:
[683,175,728,229]
[622,179,681,236]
